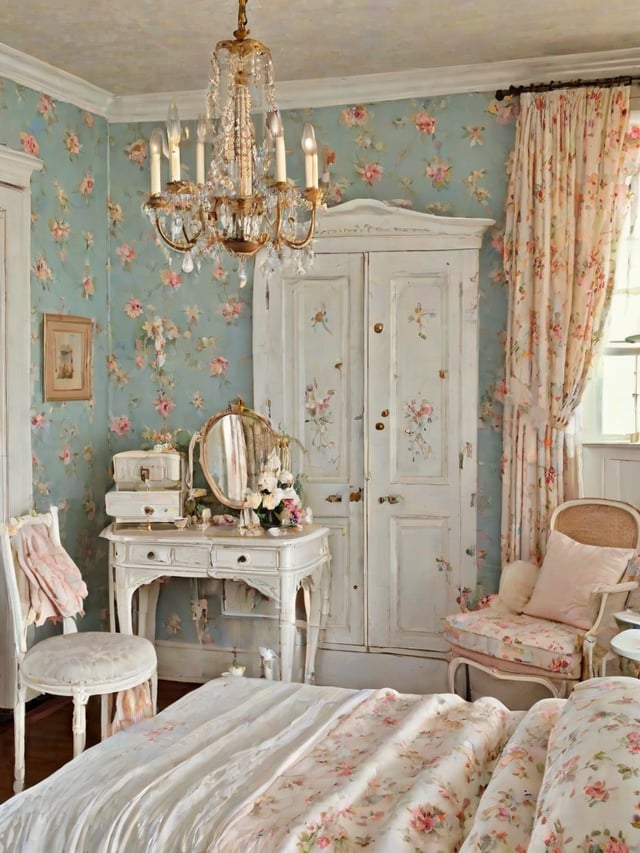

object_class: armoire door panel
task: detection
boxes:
[314,516,364,648]
[258,253,365,647]
[369,515,455,652]
[367,251,463,650]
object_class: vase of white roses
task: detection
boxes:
[242,449,304,529]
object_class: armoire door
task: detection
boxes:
[253,251,366,648]
[366,251,477,653]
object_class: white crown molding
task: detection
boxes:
[1,39,639,123]
[0,41,113,116]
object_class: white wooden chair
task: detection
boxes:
[444,499,640,699]
[1,506,158,793]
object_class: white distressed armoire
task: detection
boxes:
[254,199,493,692]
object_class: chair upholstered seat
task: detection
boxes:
[21,632,157,687]
[443,610,583,679]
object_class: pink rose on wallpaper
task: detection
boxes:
[153,396,176,417]
[31,414,46,430]
[425,157,451,189]
[125,297,143,318]
[125,138,148,166]
[110,415,131,436]
[358,161,383,187]
[160,269,182,289]
[32,254,53,282]
[209,356,228,377]
[106,354,117,372]
[36,94,56,121]
[414,110,437,135]
[49,219,70,242]
[64,130,82,155]
[79,172,95,196]
[340,104,370,127]
[213,265,227,281]
[221,298,243,323]
[20,132,39,156]
[82,275,95,298]
[135,354,146,369]
[59,447,72,465]
[83,112,94,128]
[117,243,137,267]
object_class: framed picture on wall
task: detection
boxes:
[43,313,93,401]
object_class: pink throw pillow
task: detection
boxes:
[522,529,635,630]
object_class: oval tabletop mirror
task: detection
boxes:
[196,403,280,510]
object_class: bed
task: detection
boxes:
[1,675,639,852]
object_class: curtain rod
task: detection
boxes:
[495,75,637,101]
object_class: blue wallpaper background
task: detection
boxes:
[0,75,516,642]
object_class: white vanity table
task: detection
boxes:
[101,522,331,684]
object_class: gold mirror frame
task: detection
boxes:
[197,403,279,510]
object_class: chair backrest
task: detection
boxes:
[0,507,80,658]
[550,498,640,552]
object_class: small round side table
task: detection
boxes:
[611,629,640,678]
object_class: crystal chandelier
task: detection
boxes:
[143,0,322,285]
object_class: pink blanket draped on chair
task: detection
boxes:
[14,522,87,626]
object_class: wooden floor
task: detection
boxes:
[0,680,199,804]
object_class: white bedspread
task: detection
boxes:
[6,675,640,852]
[0,677,518,853]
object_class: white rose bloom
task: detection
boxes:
[262,488,284,510]
[258,474,278,494]
[244,490,262,510]
[278,470,294,487]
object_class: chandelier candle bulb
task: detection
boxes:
[301,123,318,189]
[149,128,163,195]
[267,110,287,184]
[196,116,207,185]
[166,102,182,182]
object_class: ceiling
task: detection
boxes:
[1,0,639,101]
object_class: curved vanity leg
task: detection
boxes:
[138,581,160,642]
[302,556,331,684]
[278,575,297,682]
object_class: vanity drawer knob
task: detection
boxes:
[147,551,156,560]
[237,554,248,564]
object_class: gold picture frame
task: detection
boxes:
[43,313,93,401]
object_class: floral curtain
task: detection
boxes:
[501,86,632,565]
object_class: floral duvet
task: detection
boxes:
[1,675,639,852]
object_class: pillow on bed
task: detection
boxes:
[529,677,640,851]
[522,529,634,630]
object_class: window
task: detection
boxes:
[582,113,640,444]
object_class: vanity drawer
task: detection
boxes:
[123,544,173,565]
[210,545,279,570]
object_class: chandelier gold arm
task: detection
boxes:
[273,187,323,251]
[153,213,203,254]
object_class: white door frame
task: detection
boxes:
[0,147,42,520]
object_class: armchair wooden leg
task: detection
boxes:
[13,682,27,794]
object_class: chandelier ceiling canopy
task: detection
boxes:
[144,0,322,284]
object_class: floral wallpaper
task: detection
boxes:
[0,79,110,630]
[1,71,517,644]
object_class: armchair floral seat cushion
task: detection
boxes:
[444,606,584,679]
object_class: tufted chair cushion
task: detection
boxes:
[21,631,157,686]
